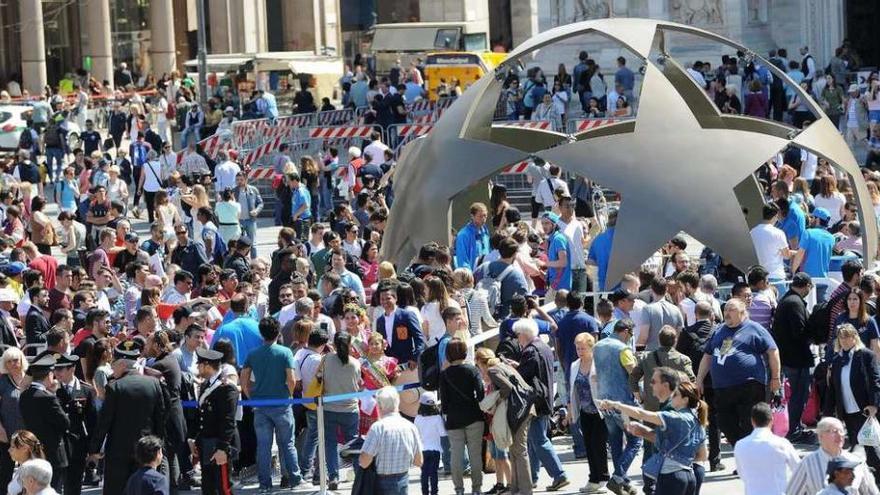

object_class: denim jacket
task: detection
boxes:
[593,335,636,405]
[650,408,705,469]
[236,185,264,219]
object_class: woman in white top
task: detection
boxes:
[532,93,562,131]
[106,165,129,206]
[420,276,466,344]
[7,430,45,495]
[813,174,847,225]
[215,189,242,242]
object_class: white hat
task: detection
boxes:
[849,84,860,93]
[348,146,362,158]
[0,289,16,303]
[224,106,234,113]
[419,391,438,406]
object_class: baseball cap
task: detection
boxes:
[419,391,439,406]
[609,288,636,303]
[0,289,17,303]
[812,207,831,223]
[4,262,26,276]
[826,456,860,476]
[348,146,362,158]
[541,211,561,225]
[790,272,812,288]
[224,106,234,113]
[849,84,860,93]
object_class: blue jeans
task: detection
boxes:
[421,450,440,495]
[240,218,257,258]
[323,410,359,481]
[377,472,409,495]
[604,411,643,483]
[319,178,334,217]
[655,469,696,495]
[298,409,319,477]
[784,366,813,434]
[254,406,301,489]
[527,414,566,483]
[46,147,64,181]
[180,126,201,147]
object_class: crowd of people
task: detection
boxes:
[0,39,876,495]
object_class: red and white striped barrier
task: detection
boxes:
[276,115,314,129]
[496,120,552,130]
[435,97,455,110]
[406,99,434,113]
[395,125,433,138]
[175,135,229,164]
[315,109,355,126]
[574,118,618,132]
[247,167,276,181]
[308,126,374,139]
[242,136,283,167]
[411,113,435,124]
[501,161,530,174]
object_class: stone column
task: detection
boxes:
[510,0,538,49]
[85,0,114,88]
[231,0,266,53]
[150,0,177,74]
[19,0,47,93]
[209,0,232,53]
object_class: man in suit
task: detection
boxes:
[54,353,98,495]
[19,354,70,492]
[88,340,168,495]
[24,286,50,346]
[192,348,238,495]
[375,282,425,367]
[0,289,20,348]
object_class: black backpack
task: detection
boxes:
[18,129,33,151]
[807,290,847,344]
[16,162,39,184]
[418,337,446,391]
[44,124,62,148]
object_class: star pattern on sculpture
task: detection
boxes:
[535,62,791,287]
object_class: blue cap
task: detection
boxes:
[4,262,26,276]
[812,207,831,223]
[541,211,561,226]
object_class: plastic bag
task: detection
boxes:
[858,416,880,447]
[771,401,789,437]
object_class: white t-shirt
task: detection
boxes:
[363,141,390,166]
[142,160,163,193]
[421,299,461,344]
[535,177,569,208]
[750,223,789,280]
[214,160,241,192]
[800,150,819,180]
[414,414,447,452]
[814,191,846,225]
[558,218,586,269]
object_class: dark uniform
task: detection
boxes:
[149,350,189,492]
[193,348,238,495]
[56,353,98,495]
[90,341,168,495]
[18,354,70,492]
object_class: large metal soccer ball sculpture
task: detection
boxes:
[381,18,877,286]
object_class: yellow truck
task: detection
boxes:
[423,51,507,101]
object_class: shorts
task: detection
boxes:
[531,197,541,219]
[870,110,880,124]
[490,441,508,460]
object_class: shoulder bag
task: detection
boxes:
[642,421,698,480]
[303,355,326,411]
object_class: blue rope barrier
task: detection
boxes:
[181,382,422,408]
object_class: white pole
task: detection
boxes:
[315,397,330,494]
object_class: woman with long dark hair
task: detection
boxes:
[833,288,880,355]
[599,381,709,495]
[319,332,362,489]
[490,184,520,231]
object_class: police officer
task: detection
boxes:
[55,353,97,495]
[19,354,69,492]
[192,348,238,495]
[89,340,168,495]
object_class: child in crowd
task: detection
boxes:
[414,391,446,495]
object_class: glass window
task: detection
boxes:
[434,28,461,50]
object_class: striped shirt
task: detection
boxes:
[461,288,497,335]
[785,448,878,495]
[749,290,776,331]
[362,413,423,475]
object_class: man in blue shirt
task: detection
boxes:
[588,209,617,290]
[792,207,836,278]
[240,317,306,490]
[772,180,806,248]
[454,202,490,271]
[556,292,599,382]
[211,294,263,365]
[696,297,780,446]
[288,173,312,240]
[614,56,635,99]
[542,212,571,298]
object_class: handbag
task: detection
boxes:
[303,355,326,411]
[351,457,379,495]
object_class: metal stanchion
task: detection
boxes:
[312,396,335,494]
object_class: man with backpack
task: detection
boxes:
[43,117,67,182]
[13,149,43,197]
[474,237,528,320]
[17,123,39,159]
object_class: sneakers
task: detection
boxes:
[546,477,571,491]
[485,483,507,495]
[580,482,609,494]
[606,478,630,495]
[279,475,290,488]
[710,460,727,472]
